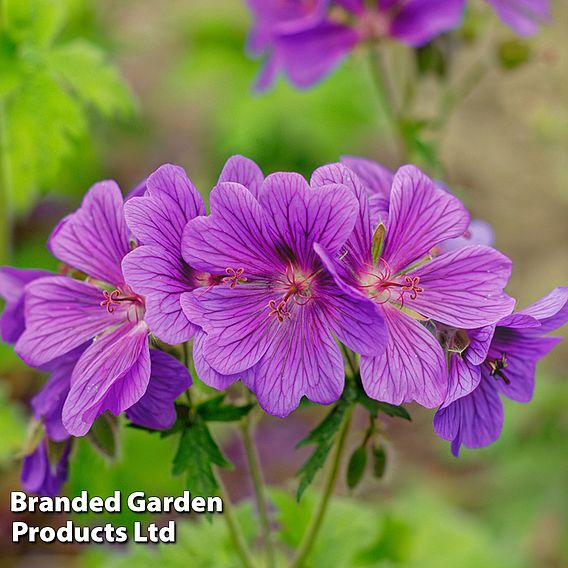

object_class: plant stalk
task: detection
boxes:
[240,414,276,568]
[290,406,353,568]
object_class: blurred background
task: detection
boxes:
[0,0,567,566]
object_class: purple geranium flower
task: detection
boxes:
[250,0,465,90]
[315,163,515,407]
[434,286,568,455]
[180,169,388,417]
[21,438,72,497]
[14,181,190,437]
[485,0,550,36]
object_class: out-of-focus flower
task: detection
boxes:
[434,287,568,454]
[181,169,387,417]
[248,0,465,90]
[315,163,514,407]
[485,0,550,36]
[14,182,190,437]
[0,268,51,344]
[21,438,72,498]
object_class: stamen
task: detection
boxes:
[268,299,290,323]
[489,353,510,385]
[223,267,247,289]
[100,290,120,313]
[401,276,424,301]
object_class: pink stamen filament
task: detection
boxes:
[100,289,143,314]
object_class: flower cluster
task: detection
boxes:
[246,0,551,90]
[1,155,566,495]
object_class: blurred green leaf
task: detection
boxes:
[371,444,387,479]
[87,413,119,460]
[498,39,532,70]
[346,445,367,490]
[197,394,255,422]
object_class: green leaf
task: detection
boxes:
[87,413,119,459]
[172,418,232,497]
[295,395,352,501]
[5,0,67,47]
[44,40,135,117]
[498,39,532,71]
[372,444,387,479]
[197,394,255,422]
[346,445,367,490]
[356,390,411,421]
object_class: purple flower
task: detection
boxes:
[485,0,550,36]
[15,181,190,436]
[315,163,515,407]
[434,286,568,455]
[21,438,72,497]
[250,1,466,90]
[0,268,51,344]
[180,169,388,417]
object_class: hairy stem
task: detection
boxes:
[217,472,258,568]
[240,413,276,568]
[290,406,353,568]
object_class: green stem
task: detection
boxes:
[368,45,405,159]
[240,414,276,568]
[0,100,13,264]
[290,407,353,568]
[217,472,258,568]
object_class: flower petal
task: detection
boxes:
[181,286,279,375]
[15,276,122,367]
[122,246,198,344]
[311,163,373,268]
[437,219,495,253]
[21,438,71,497]
[126,349,191,430]
[124,164,205,252]
[434,378,503,456]
[218,155,265,199]
[244,303,344,417]
[408,245,515,328]
[260,172,358,269]
[465,325,496,366]
[62,322,150,436]
[48,181,130,285]
[360,306,447,408]
[515,286,568,333]
[0,267,52,344]
[442,353,481,407]
[486,0,550,36]
[182,182,281,277]
[382,166,470,273]
[274,21,359,89]
[390,0,466,47]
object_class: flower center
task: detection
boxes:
[488,353,510,385]
[100,286,145,322]
[360,258,424,307]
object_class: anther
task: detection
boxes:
[100,290,120,313]
[268,299,290,323]
[489,353,510,385]
[401,276,424,300]
[223,267,247,289]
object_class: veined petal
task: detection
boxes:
[126,349,191,430]
[218,155,265,199]
[437,219,495,253]
[465,325,495,366]
[360,306,447,408]
[0,267,52,344]
[260,172,358,269]
[181,286,279,375]
[515,286,568,333]
[390,0,466,47]
[340,155,393,202]
[21,438,71,497]
[124,164,205,252]
[315,244,387,356]
[311,163,373,268]
[122,246,198,344]
[488,330,561,402]
[62,322,150,436]
[48,182,130,285]
[15,276,123,367]
[382,165,470,274]
[442,353,482,407]
[244,302,344,417]
[182,182,281,277]
[408,245,515,328]
[434,379,503,456]
[193,330,244,390]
